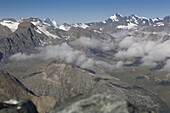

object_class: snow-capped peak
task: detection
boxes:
[131,15,149,20]
[59,23,71,31]
[43,18,58,28]
[31,20,60,39]
[109,13,122,22]
[18,17,25,22]
[0,19,20,32]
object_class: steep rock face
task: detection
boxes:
[0,24,12,37]
[20,60,169,112]
[23,61,106,99]
[33,96,57,113]
[0,22,44,63]
[0,70,58,113]
[50,94,152,113]
[0,70,34,101]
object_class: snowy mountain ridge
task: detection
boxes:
[0,13,170,33]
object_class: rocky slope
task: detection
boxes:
[0,70,34,101]
[0,70,58,113]
[4,60,169,113]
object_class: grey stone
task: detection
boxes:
[50,94,152,113]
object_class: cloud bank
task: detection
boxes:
[10,32,170,72]
[71,37,116,51]
[10,42,119,70]
[115,33,170,71]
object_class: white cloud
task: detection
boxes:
[10,32,170,71]
[164,60,170,71]
[10,53,39,61]
[71,37,115,51]
[115,34,170,69]
[10,42,116,70]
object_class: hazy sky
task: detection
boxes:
[0,0,170,24]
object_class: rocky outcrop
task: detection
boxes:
[0,20,52,64]
[0,70,35,101]
[0,24,12,37]
[33,96,58,113]
[0,70,58,113]
[0,22,41,63]
[20,60,169,112]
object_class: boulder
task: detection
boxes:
[50,94,153,113]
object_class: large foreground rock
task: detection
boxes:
[50,94,152,113]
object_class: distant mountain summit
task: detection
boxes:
[87,13,170,33]
[44,18,58,28]
[0,13,169,33]
[102,13,164,26]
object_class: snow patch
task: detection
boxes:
[34,28,42,34]
[4,99,19,105]
[117,23,137,29]
[94,30,101,33]
[134,15,149,20]
[59,25,71,31]
[152,18,159,22]
[43,18,58,28]
[131,16,138,24]
[39,40,53,46]
[31,21,60,39]
[156,22,164,26]
[39,40,46,46]
[102,21,106,23]
[73,23,89,29]
[110,14,119,22]
[0,20,19,32]
[152,18,163,23]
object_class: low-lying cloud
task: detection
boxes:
[71,37,116,51]
[10,32,170,72]
[10,42,118,70]
[115,33,170,71]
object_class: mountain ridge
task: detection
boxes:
[1,13,170,33]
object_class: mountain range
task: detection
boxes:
[0,13,170,113]
[0,13,170,63]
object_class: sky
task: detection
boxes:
[0,0,170,24]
